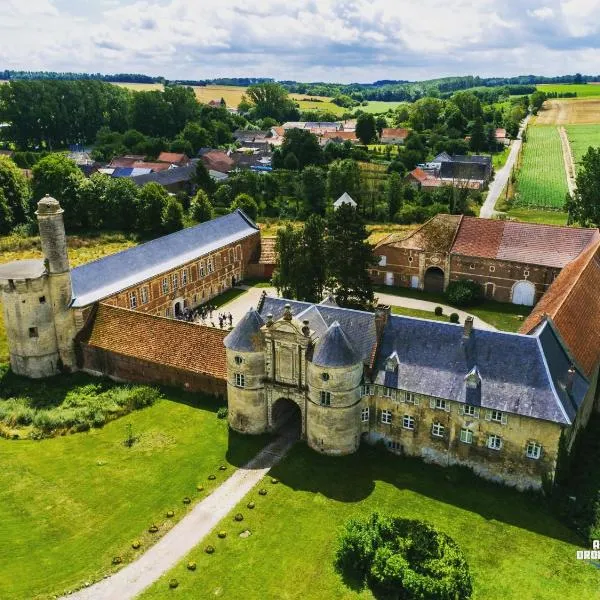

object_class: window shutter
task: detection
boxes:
[445,402,450,413]
[430,398,436,409]
[414,396,420,406]
[391,389,397,401]
[474,407,480,418]
[459,405,465,415]
[485,409,492,421]
[501,413,508,425]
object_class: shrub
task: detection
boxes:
[247,501,256,509]
[434,306,443,316]
[216,407,228,419]
[450,313,460,324]
[127,386,161,409]
[208,474,216,481]
[166,510,175,518]
[169,578,179,589]
[112,556,123,565]
[148,525,159,533]
[132,541,141,550]
[183,497,191,504]
[219,465,227,471]
[271,478,279,484]
[187,561,197,571]
[335,513,473,599]
[259,489,268,496]
[234,513,244,522]
[218,531,227,538]
[445,280,483,307]
[205,545,215,554]
[196,485,204,492]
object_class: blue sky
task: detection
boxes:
[2,0,600,82]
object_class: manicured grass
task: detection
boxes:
[537,83,600,97]
[505,208,569,226]
[514,126,568,209]
[211,287,248,309]
[374,285,531,332]
[566,124,600,166]
[0,384,268,600]
[140,444,600,600]
[391,305,449,322]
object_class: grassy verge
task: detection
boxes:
[140,444,599,600]
[505,208,569,226]
[391,305,449,322]
[0,385,268,600]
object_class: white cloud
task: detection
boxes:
[1,0,600,81]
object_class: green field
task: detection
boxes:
[505,208,569,226]
[140,444,599,600]
[0,383,267,600]
[514,126,568,209]
[538,83,600,97]
[566,124,600,166]
[360,100,406,114]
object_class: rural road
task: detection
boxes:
[64,434,295,600]
[480,115,531,218]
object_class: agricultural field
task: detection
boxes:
[537,83,600,97]
[565,124,600,166]
[0,382,267,600]
[536,98,600,125]
[112,82,164,92]
[514,126,568,210]
[358,100,406,114]
[140,444,599,600]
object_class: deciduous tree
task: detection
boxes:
[566,147,600,226]
[190,189,214,223]
[356,113,378,145]
[230,193,259,221]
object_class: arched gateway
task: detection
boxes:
[270,397,302,440]
[424,266,445,293]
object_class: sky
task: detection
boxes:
[1,0,600,83]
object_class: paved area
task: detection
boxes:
[64,435,294,600]
[222,285,495,331]
[480,115,531,218]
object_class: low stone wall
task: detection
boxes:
[79,344,227,397]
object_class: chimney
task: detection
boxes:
[283,303,292,321]
[463,316,474,339]
[266,313,274,327]
[566,365,576,395]
[302,319,310,337]
[375,304,391,339]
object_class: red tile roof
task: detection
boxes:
[452,217,599,268]
[272,126,285,137]
[201,151,234,173]
[381,128,410,139]
[322,131,358,141]
[496,128,507,138]
[109,155,146,168]
[521,239,600,376]
[408,167,429,182]
[82,304,228,379]
[157,152,189,165]
[132,161,172,172]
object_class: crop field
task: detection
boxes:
[112,82,164,92]
[537,83,600,97]
[565,124,600,167]
[514,126,568,209]
[536,98,600,125]
[359,100,406,114]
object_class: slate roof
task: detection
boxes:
[521,238,600,376]
[257,296,587,425]
[373,314,585,425]
[333,192,357,208]
[451,217,599,268]
[82,304,227,379]
[70,210,259,307]
[223,309,264,352]
[130,163,196,187]
[312,321,360,367]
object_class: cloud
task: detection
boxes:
[1,0,600,81]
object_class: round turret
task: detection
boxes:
[224,308,267,434]
[306,321,363,456]
[36,195,69,275]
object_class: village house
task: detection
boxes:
[379,128,410,145]
[372,214,599,304]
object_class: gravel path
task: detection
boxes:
[64,435,294,600]
[558,125,576,195]
[480,115,531,218]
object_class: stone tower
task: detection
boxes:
[224,308,267,434]
[0,196,76,378]
[305,321,363,455]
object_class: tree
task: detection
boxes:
[327,203,376,309]
[301,166,326,215]
[181,122,210,155]
[567,147,600,226]
[356,113,378,145]
[451,91,483,121]
[245,82,299,122]
[0,188,14,234]
[193,160,216,195]
[31,154,83,204]
[214,184,233,207]
[375,116,387,137]
[190,189,214,223]
[469,117,486,152]
[104,177,140,231]
[283,152,300,171]
[409,97,444,131]
[335,513,473,600]
[136,182,169,235]
[272,224,303,298]
[230,193,258,222]
[278,129,323,169]
[0,155,30,225]
[161,196,184,233]
[326,159,361,201]
[386,172,403,220]
[530,91,546,115]
[300,214,327,302]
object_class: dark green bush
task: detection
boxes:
[169,578,179,588]
[335,513,473,600]
[216,407,228,419]
[166,510,174,518]
[148,525,159,533]
[218,531,227,538]
[205,545,215,554]
[132,541,141,550]
[450,313,460,324]
[247,501,256,509]
[187,561,197,571]
[434,306,443,316]
[208,474,216,481]
[234,513,244,522]
[112,556,123,565]
[259,489,268,496]
[445,280,483,307]
[183,497,191,504]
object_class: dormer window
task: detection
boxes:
[234,356,243,365]
[465,366,481,389]
[321,373,330,382]
[386,351,400,373]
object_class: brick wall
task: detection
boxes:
[80,344,227,396]
[102,232,260,316]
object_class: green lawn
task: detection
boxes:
[492,146,511,170]
[391,305,450,323]
[140,444,600,600]
[0,385,268,600]
[514,126,568,209]
[505,208,569,226]
[375,285,531,332]
[565,124,600,166]
[360,101,406,114]
[537,83,600,97]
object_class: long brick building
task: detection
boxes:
[372,214,599,305]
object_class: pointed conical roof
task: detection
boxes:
[312,321,359,367]
[224,308,264,352]
[333,192,357,209]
